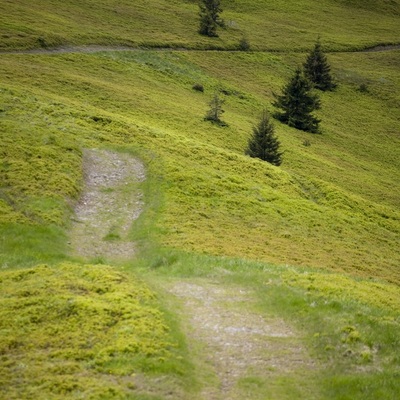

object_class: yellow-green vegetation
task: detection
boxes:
[1,0,399,51]
[0,262,191,399]
[147,250,400,400]
[1,48,399,283]
[283,270,400,312]
[1,0,400,398]
[267,268,400,399]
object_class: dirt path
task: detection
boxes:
[69,150,316,398]
[2,44,399,55]
[69,148,145,261]
[167,280,317,399]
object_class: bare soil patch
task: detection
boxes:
[168,280,316,399]
[69,149,145,261]
[363,44,400,52]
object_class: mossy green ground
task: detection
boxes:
[1,0,400,398]
[0,263,192,399]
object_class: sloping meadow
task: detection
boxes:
[1,1,400,398]
[1,49,399,283]
[1,0,399,51]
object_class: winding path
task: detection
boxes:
[69,149,318,399]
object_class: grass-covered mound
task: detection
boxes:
[0,263,189,399]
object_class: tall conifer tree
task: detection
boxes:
[246,109,283,166]
[303,38,336,91]
[273,67,321,133]
[198,0,224,37]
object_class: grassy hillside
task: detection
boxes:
[1,0,399,51]
[1,0,400,398]
[1,48,399,282]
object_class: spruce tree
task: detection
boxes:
[273,67,321,133]
[303,38,336,91]
[246,109,283,166]
[199,0,224,37]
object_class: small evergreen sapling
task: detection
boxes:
[273,67,321,133]
[238,36,250,51]
[303,38,336,91]
[204,93,226,125]
[246,109,283,166]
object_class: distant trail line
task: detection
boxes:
[1,44,399,55]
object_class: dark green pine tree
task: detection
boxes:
[246,109,283,166]
[198,0,224,37]
[303,38,336,91]
[273,67,321,133]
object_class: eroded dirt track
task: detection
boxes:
[168,281,316,399]
[69,149,145,261]
[69,149,317,399]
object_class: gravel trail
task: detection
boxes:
[168,281,317,399]
[69,149,145,261]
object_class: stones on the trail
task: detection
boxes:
[69,149,145,261]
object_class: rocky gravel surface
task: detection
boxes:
[69,149,145,261]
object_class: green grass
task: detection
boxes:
[0,0,399,51]
[1,0,400,398]
[1,49,399,282]
[0,262,195,399]
[138,249,400,399]
[0,224,68,268]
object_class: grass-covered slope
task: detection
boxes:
[1,0,399,51]
[1,48,399,283]
[1,0,400,398]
